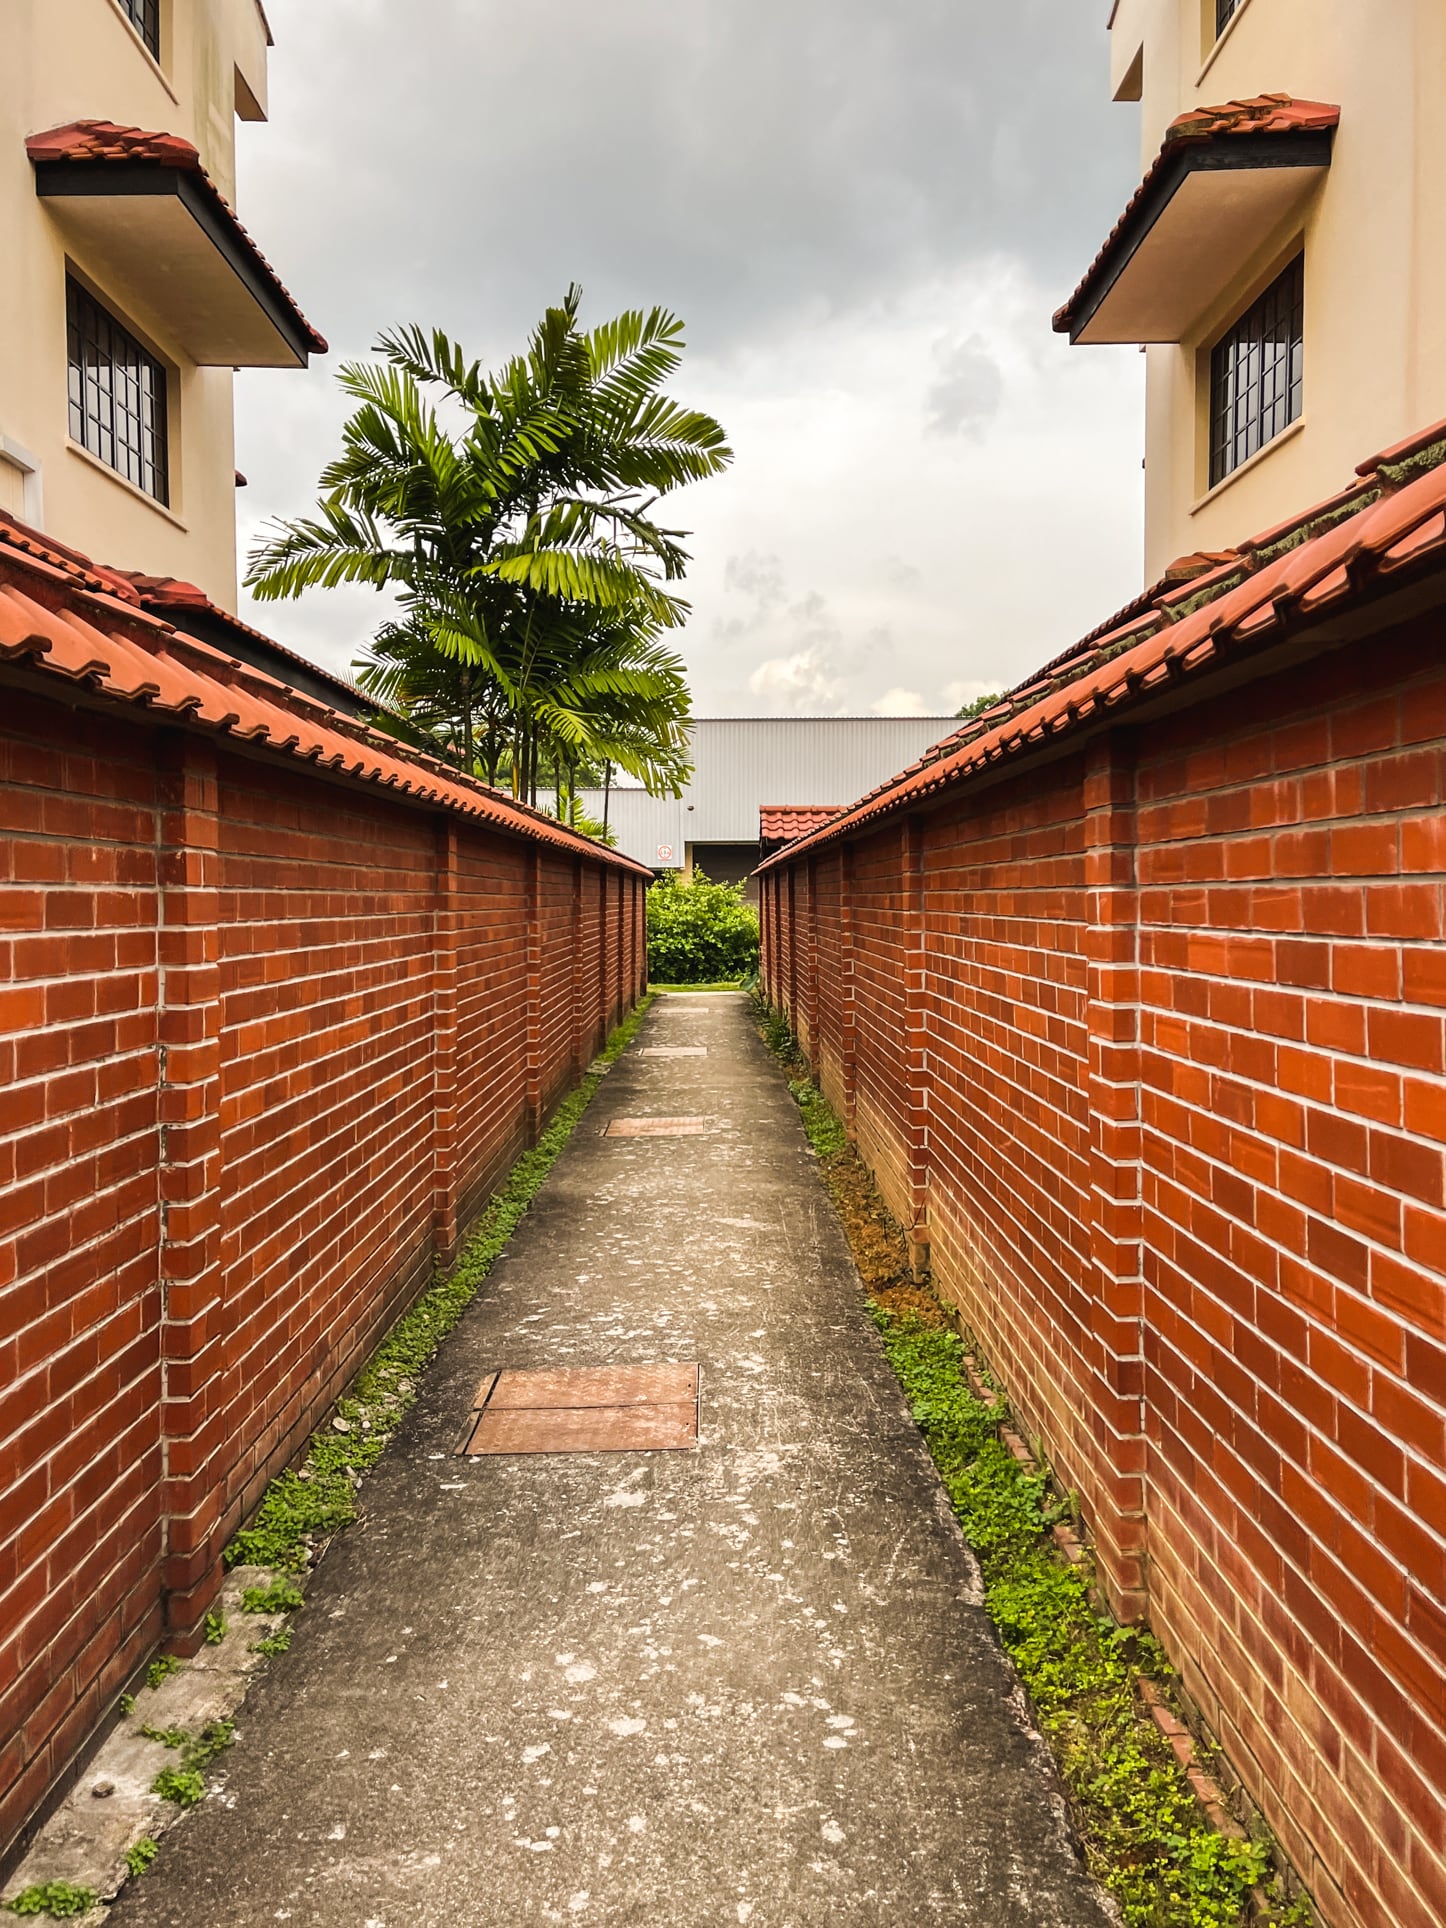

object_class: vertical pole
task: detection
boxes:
[154,735,225,1636]
[1084,730,1148,1619]
[432,818,460,1260]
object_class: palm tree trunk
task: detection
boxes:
[460,662,474,770]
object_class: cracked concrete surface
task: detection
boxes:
[109,993,1112,1927]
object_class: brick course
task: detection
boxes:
[0,680,647,1862]
[762,608,1446,1928]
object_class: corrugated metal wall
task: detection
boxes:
[575,717,958,867]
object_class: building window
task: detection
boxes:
[67,279,170,505]
[1208,255,1303,488]
[1215,0,1243,34]
[119,0,161,58]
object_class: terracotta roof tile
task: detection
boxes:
[26,120,327,356]
[0,515,649,876]
[1053,95,1340,335]
[759,806,842,842]
[757,428,1446,874]
[107,570,374,712]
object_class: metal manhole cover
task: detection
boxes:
[604,1116,711,1136]
[456,1363,700,1456]
[640,1046,708,1057]
[489,1364,698,1409]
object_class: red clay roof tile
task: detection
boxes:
[0,515,650,876]
[760,806,842,842]
[1053,96,1340,336]
[757,430,1446,875]
[26,120,327,356]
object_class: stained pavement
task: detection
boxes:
[110,993,1112,1927]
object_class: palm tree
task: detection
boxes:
[245,290,730,804]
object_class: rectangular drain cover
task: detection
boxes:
[604,1116,710,1136]
[640,1046,708,1057]
[457,1362,700,1455]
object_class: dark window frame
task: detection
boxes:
[1215,0,1244,36]
[66,277,171,506]
[118,0,161,59]
[1208,254,1304,489]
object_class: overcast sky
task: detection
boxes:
[235,0,1145,718]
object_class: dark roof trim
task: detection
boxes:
[1055,128,1334,343]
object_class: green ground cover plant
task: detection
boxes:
[4,1882,97,1918]
[122,1842,158,1880]
[224,996,654,1575]
[646,871,758,983]
[148,1719,236,1810]
[648,980,743,993]
[753,998,1311,1928]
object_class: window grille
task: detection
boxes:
[119,0,161,57]
[1216,0,1243,34]
[1208,256,1303,488]
[67,279,170,505]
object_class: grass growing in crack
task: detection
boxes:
[250,1627,291,1657]
[871,1310,1301,1928]
[203,1611,226,1645]
[144,1656,180,1691]
[151,1768,204,1810]
[148,1719,236,1809]
[4,1882,98,1918]
[752,997,1312,1928]
[223,996,655,1575]
[240,1578,303,1615]
[122,1841,158,1879]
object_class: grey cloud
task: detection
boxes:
[245,0,1138,363]
[925,334,1004,437]
[723,550,787,609]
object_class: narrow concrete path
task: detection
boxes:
[112,995,1111,1928]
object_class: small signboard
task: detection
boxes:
[656,843,674,862]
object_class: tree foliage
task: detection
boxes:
[246,290,731,809]
[646,870,759,983]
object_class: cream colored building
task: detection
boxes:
[0,0,323,608]
[1058,0,1446,582]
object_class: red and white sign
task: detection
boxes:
[656,844,674,862]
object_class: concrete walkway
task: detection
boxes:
[111,994,1111,1928]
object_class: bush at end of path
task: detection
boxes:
[646,869,758,983]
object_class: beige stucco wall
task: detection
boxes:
[0,0,274,605]
[1104,0,1446,579]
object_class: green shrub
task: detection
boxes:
[646,869,758,983]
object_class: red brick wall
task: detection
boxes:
[762,613,1446,1928]
[0,691,646,1862]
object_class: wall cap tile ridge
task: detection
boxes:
[755,431,1446,875]
[0,524,652,875]
[115,570,374,711]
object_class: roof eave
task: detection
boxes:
[1055,125,1335,346]
[33,157,325,366]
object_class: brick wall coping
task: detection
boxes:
[0,513,654,877]
[756,423,1446,875]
